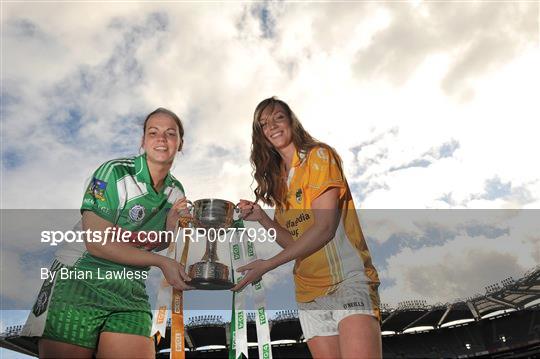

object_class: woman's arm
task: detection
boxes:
[238,199,294,249]
[83,211,163,266]
[83,210,193,290]
[111,198,191,252]
[232,187,341,291]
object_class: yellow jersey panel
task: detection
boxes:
[275,146,379,302]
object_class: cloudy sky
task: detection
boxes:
[1,1,539,350]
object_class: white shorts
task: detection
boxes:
[297,277,380,340]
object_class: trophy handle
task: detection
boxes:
[177,199,195,228]
[186,199,194,215]
[232,204,241,221]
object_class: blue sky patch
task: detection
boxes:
[482,177,512,200]
[251,2,276,39]
[2,150,25,170]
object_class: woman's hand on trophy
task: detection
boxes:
[237,199,265,222]
[166,197,193,229]
[231,259,271,292]
[159,257,194,291]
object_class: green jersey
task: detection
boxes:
[23,153,185,347]
[57,153,185,264]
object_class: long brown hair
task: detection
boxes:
[251,97,342,208]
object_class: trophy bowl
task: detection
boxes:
[186,198,237,290]
[189,198,236,229]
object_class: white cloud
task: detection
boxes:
[3,2,538,211]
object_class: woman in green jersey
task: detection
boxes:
[23,108,192,358]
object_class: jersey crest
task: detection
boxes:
[129,204,146,222]
[87,178,108,201]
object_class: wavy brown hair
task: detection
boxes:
[251,97,343,208]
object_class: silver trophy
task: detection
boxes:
[185,199,237,290]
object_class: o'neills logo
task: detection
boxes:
[343,301,365,309]
[262,343,270,359]
[157,305,167,324]
[286,212,311,229]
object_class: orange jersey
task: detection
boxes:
[275,146,379,302]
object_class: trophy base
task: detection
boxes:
[188,261,234,290]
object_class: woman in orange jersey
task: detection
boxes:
[233,97,381,358]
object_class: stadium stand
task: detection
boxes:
[2,266,539,358]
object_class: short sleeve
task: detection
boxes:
[81,162,120,223]
[306,147,347,201]
[165,179,186,205]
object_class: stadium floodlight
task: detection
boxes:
[501,277,515,287]
[465,343,471,350]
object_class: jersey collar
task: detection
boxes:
[135,153,173,189]
[286,149,307,187]
[291,149,307,168]
[135,154,152,185]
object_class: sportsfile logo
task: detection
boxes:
[258,307,266,325]
[233,244,240,260]
[40,227,276,247]
[262,343,270,359]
